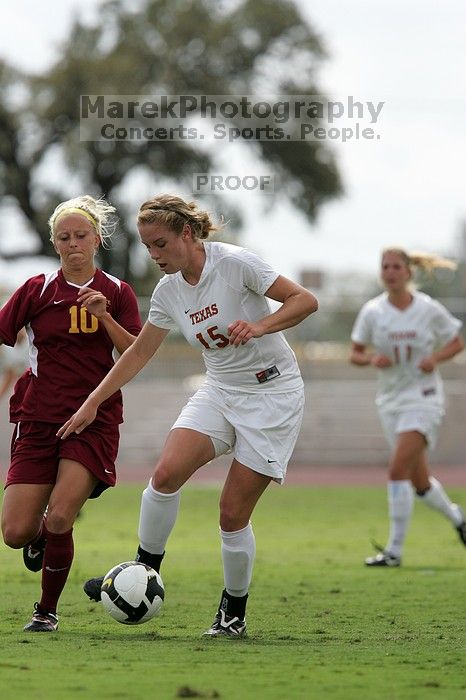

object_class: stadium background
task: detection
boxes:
[0,5,465,698]
[2,302,465,486]
[0,0,465,538]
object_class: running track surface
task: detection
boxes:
[0,461,464,487]
[115,462,466,487]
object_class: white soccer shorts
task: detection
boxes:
[378,406,444,450]
[171,383,305,483]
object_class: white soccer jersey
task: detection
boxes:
[351,291,462,412]
[148,242,303,393]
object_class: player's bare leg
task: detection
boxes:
[47,458,98,532]
[137,428,216,567]
[410,448,430,492]
[84,428,216,601]
[23,460,97,632]
[151,427,216,492]
[219,460,271,528]
[204,460,271,638]
[366,431,423,567]
[367,430,466,566]
[2,483,52,549]
[413,450,466,544]
[2,483,52,572]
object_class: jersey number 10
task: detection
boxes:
[68,305,98,334]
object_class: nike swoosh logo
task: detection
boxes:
[184,309,191,314]
[45,566,68,572]
[54,300,64,304]
[27,550,42,559]
[267,459,276,463]
[104,469,113,474]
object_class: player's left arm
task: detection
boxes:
[77,286,140,355]
[228,276,318,346]
[419,335,464,373]
[0,366,20,401]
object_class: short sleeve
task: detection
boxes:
[430,300,462,345]
[115,282,142,335]
[239,249,280,295]
[351,304,373,345]
[0,280,35,346]
[148,281,178,330]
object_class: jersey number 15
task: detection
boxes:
[196,325,229,349]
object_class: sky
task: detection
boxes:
[0,0,465,289]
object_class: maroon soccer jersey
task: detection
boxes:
[0,268,142,424]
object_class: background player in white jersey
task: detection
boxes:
[0,196,141,632]
[58,193,318,637]
[351,247,465,566]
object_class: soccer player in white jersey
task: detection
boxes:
[351,247,465,566]
[58,193,318,637]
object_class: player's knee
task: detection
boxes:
[2,523,33,549]
[389,458,414,481]
[45,507,75,533]
[219,502,247,532]
[388,453,412,479]
[389,465,404,480]
[151,462,178,493]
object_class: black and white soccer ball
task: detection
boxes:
[100,561,164,625]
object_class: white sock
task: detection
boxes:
[417,477,463,526]
[137,480,180,555]
[221,522,256,597]
[386,480,414,557]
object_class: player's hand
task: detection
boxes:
[78,287,109,319]
[227,320,265,346]
[56,400,98,439]
[370,354,392,369]
[418,356,436,373]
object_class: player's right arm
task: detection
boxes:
[350,303,392,369]
[350,341,372,366]
[57,321,169,438]
[350,342,392,368]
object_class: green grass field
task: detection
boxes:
[0,484,465,700]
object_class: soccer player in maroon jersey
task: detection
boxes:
[0,195,142,631]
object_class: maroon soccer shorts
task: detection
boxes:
[6,420,120,498]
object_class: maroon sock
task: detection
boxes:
[30,518,47,550]
[39,527,74,614]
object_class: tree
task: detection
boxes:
[0,0,342,289]
[0,60,60,259]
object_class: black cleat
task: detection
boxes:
[365,551,401,567]
[23,541,45,572]
[23,603,58,632]
[456,508,466,546]
[203,610,247,638]
[83,576,104,602]
[365,541,401,567]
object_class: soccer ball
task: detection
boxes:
[100,561,164,625]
